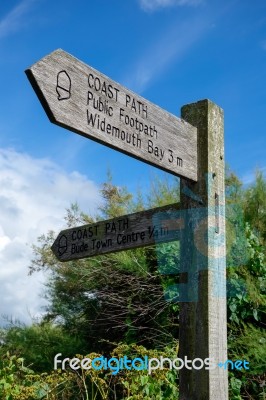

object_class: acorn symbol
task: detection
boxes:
[58,234,68,256]
[56,70,71,100]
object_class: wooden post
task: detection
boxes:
[179,99,228,400]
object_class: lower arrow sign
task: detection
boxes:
[51,203,183,261]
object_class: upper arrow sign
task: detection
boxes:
[25,49,197,181]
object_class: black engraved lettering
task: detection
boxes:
[88,73,94,88]
[177,157,183,167]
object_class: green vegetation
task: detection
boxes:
[0,170,265,399]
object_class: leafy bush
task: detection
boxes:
[0,343,179,400]
[0,322,87,372]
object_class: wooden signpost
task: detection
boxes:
[26,51,228,400]
[25,49,197,181]
[52,203,182,261]
[179,100,228,399]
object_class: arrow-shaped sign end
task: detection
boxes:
[51,233,69,262]
[25,66,57,124]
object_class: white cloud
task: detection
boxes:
[139,0,203,12]
[0,148,101,326]
[122,15,209,93]
[241,166,266,185]
[0,0,37,39]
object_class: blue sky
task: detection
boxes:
[0,0,265,323]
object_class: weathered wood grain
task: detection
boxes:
[179,100,228,400]
[25,49,197,181]
[51,203,182,261]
